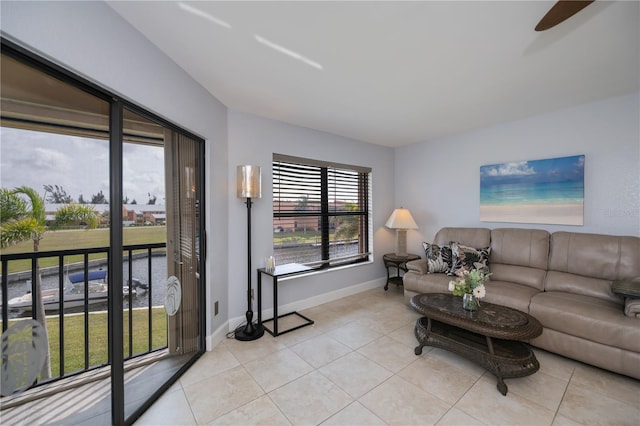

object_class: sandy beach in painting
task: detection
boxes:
[480,202,584,225]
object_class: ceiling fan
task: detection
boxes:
[535,0,595,31]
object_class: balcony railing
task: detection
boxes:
[1,243,167,388]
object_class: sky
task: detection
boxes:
[480,155,585,186]
[0,127,165,204]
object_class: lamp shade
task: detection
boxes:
[237,165,261,199]
[385,208,418,230]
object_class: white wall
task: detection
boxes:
[1,1,230,335]
[227,111,396,319]
[0,0,397,344]
[395,93,640,250]
[5,0,637,342]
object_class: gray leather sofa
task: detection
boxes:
[403,227,640,380]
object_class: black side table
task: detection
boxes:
[257,263,316,336]
[383,253,420,290]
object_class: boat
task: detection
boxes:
[7,270,148,312]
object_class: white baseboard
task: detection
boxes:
[261,277,385,320]
[206,277,386,350]
[206,321,231,351]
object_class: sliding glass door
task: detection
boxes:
[1,39,206,425]
[164,131,203,356]
[120,109,205,422]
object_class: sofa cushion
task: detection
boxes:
[449,242,490,276]
[433,227,491,249]
[490,228,550,270]
[489,264,547,291]
[482,280,539,313]
[403,270,451,295]
[549,232,640,282]
[546,271,621,304]
[422,242,452,273]
[530,291,640,353]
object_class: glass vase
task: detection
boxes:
[463,293,479,311]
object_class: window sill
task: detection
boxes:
[277,258,374,282]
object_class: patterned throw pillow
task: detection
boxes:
[422,242,453,273]
[449,242,491,276]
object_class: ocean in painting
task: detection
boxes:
[480,181,584,206]
[480,155,584,225]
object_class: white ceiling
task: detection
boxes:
[108,1,639,147]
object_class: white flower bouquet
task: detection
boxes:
[448,269,491,299]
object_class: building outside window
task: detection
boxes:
[272,154,371,268]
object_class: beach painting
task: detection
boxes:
[480,155,584,225]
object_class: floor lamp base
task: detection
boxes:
[234,311,264,341]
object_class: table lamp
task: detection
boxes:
[385,207,418,256]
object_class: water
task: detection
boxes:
[2,255,168,319]
[274,241,359,266]
[480,181,584,206]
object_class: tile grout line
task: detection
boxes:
[144,287,639,425]
[550,366,575,426]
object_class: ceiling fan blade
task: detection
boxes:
[535,0,595,31]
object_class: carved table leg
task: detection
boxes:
[497,378,508,396]
[486,335,509,395]
[414,317,431,356]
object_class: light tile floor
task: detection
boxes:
[136,286,640,425]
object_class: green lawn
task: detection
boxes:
[1,307,168,378]
[2,227,170,379]
[1,226,167,274]
[273,230,321,245]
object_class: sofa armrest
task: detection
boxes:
[406,259,428,274]
[624,298,640,319]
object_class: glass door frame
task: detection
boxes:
[1,37,207,426]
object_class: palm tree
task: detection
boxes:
[334,202,359,242]
[295,195,310,234]
[51,203,99,229]
[1,186,99,380]
[1,186,49,378]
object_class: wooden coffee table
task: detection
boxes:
[410,293,542,395]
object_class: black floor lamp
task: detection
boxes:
[235,165,265,341]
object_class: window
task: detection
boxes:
[273,154,371,268]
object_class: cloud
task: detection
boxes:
[483,161,535,177]
[32,147,71,170]
[1,128,165,204]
